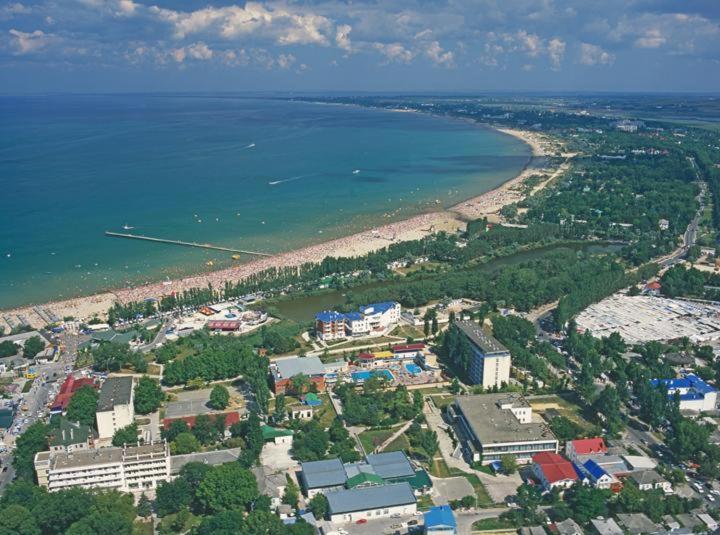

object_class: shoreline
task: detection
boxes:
[0,126,563,329]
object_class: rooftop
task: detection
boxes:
[49,442,167,470]
[359,301,398,315]
[617,513,660,535]
[455,320,509,355]
[48,417,94,447]
[272,356,326,380]
[555,518,584,535]
[325,482,416,515]
[629,470,668,486]
[533,452,578,483]
[424,505,456,529]
[366,451,415,479]
[97,376,133,412]
[570,437,607,455]
[590,518,623,535]
[455,393,556,445]
[300,458,346,489]
[650,374,717,400]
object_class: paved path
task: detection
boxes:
[375,420,413,453]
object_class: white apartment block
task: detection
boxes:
[96,376,135,440]
[34,441,170,493]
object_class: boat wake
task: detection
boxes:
[244,143,256,149]
[268,173,316,186]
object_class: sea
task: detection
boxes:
[0,95,530,309]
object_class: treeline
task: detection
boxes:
[161,334,269,413]
[335,377,423,427]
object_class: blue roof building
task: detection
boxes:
[582,459,618,489]
[650,374,717,412]
[424,505,457,534]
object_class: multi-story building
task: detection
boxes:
[34,441,170,493]
[448,393,558,465]
[270,356,327,394]
[455,320,511,388]
[314,302,401,341]
[650,374,717,412]
[96,376,135,441]
[532,452,579,491]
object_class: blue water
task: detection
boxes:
[0,95,529,308]
[404,363,422,375]
[352,369,395,382]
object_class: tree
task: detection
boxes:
[137,494,152,518]
[292,421,329,461]
[13,422,49,481]
[179,462,212,491]
[274,393,287,422]
[308,493,329,520]
[156,478,192,517]
[290,373,310,395]
[65,511,133,535]
[424,318,430,337]
[515,483,543,524]
[163,419,189,442]
[282,474,300,509]
[0,340,18,358]
[431,316,439,335]
[171,432,200,454]
[111,423,138,447]
[500,454,517,475]
[565,484,610,523]
[134,376,163,414]
[23,336,46,359]
[66,386,99,427]
[91,342,131,372]
[449,377,461,394]
[209,385,230,410]
[0,504,40,535]
[192,414,219,445]
[196,463,259,513]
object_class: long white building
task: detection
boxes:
[315,301,401,341]
[34,441,170,494]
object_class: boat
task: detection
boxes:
[352,169,360,174]
[231,254,241,260]
[122,224,134,230]
[206,260,214,267]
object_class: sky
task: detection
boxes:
[1,0,720,93]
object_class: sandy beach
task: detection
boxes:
[1,127,565,329]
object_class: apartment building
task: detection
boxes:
[96,376,134,441]
[34,441,170,493]
[455,320,511,388]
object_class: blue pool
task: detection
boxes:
[351,369,395,383]
[404,363,422,375]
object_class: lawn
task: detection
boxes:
[417,494,434,511]
[21,380,33,393]
[132,520,154,535]
[359,428,395,453]
[428,459,494,507]
[472,517,516,531]
[431,394,455,409]
[157,511,201,535]
[528,393,598,434]
[389,324,426,340]
[384,434,411,453]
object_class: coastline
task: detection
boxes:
[0,127,564,329]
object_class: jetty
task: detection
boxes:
[105,231,272,257]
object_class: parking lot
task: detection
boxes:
[165,388,214,419]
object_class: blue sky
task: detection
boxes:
[1,0,719,93]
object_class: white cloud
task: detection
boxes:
[635,29,665,49]
[8,28,54,54]
[277,53,295,69]
[171,47,185,63]
[515,30,542,57]
[335,23,352,52]
[580,42,614,65]
[187,42,213,60]
[425,40,454,67]
[548,38,565,69]
[373,42,414,64]
[0,3,31,20]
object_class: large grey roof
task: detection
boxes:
[326,482,416,514]
[455,393,556,445]
[273,356,326,380]
[97,376,133,412]
[300,458,346,489]
[366,451,415,479]
[455,320,509,355]
[590,518,623,535]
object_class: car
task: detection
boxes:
[408,520,418,526]
[391,513,402,519]
[355,519,367,524]
[708,495,716,502]
[390,524,402,529]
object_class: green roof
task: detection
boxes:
[91,329,136,344]
[0,409,14,430]
[261,425,294,441]
[345,472,384,489]
[392,469,432,490]
[48,417,93,447]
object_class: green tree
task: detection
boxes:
[171,432,200,454]
[282,474,300,509]
[23,336,46,359]
[500,454,518,475]
[137,494,152,518]
[0,340,18,358]
[111,423,139,447]
[192,414,219,445]
[308,493,329,520]
[134,376,164,414]
[196,463,259,513]
[65,511,133,535]
[156,478,192,517]
[0,504,40,535]
[274,393,287,422]
[565,484,610,523]
[91,342,132,372]
[209,385,230,410]
[163,419,189,442]
[13,422,49,481]
[66,386,99,427]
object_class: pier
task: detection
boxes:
[105,231,273,257]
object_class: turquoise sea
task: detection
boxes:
[0,95,529,308]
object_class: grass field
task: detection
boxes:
[528,392,597,434]
[417,494,434,511]
[22,380,33,393]
[472,517,516,531]
[359,428,395,453]
[384,434,411,453]
[428,459,494,507]
[132,521,154,535]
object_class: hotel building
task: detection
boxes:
[455,320,511,388]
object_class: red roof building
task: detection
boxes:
[392,343,426,353]
[532,452,579,490]
[207,320,241,331]
[162,411,240,431]
[566,438,608,461]
[50,376,96,412]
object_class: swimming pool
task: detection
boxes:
[351,369,395,383]
[404,363,422,376]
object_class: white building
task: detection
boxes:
[96,376,135,441]
[325,482,417,524]
[34,441,170,494]
[651,375,717,413]
[449,393,558,465]
[630,470,672,493]
[315,302,401,341]
[454,321,511,388]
